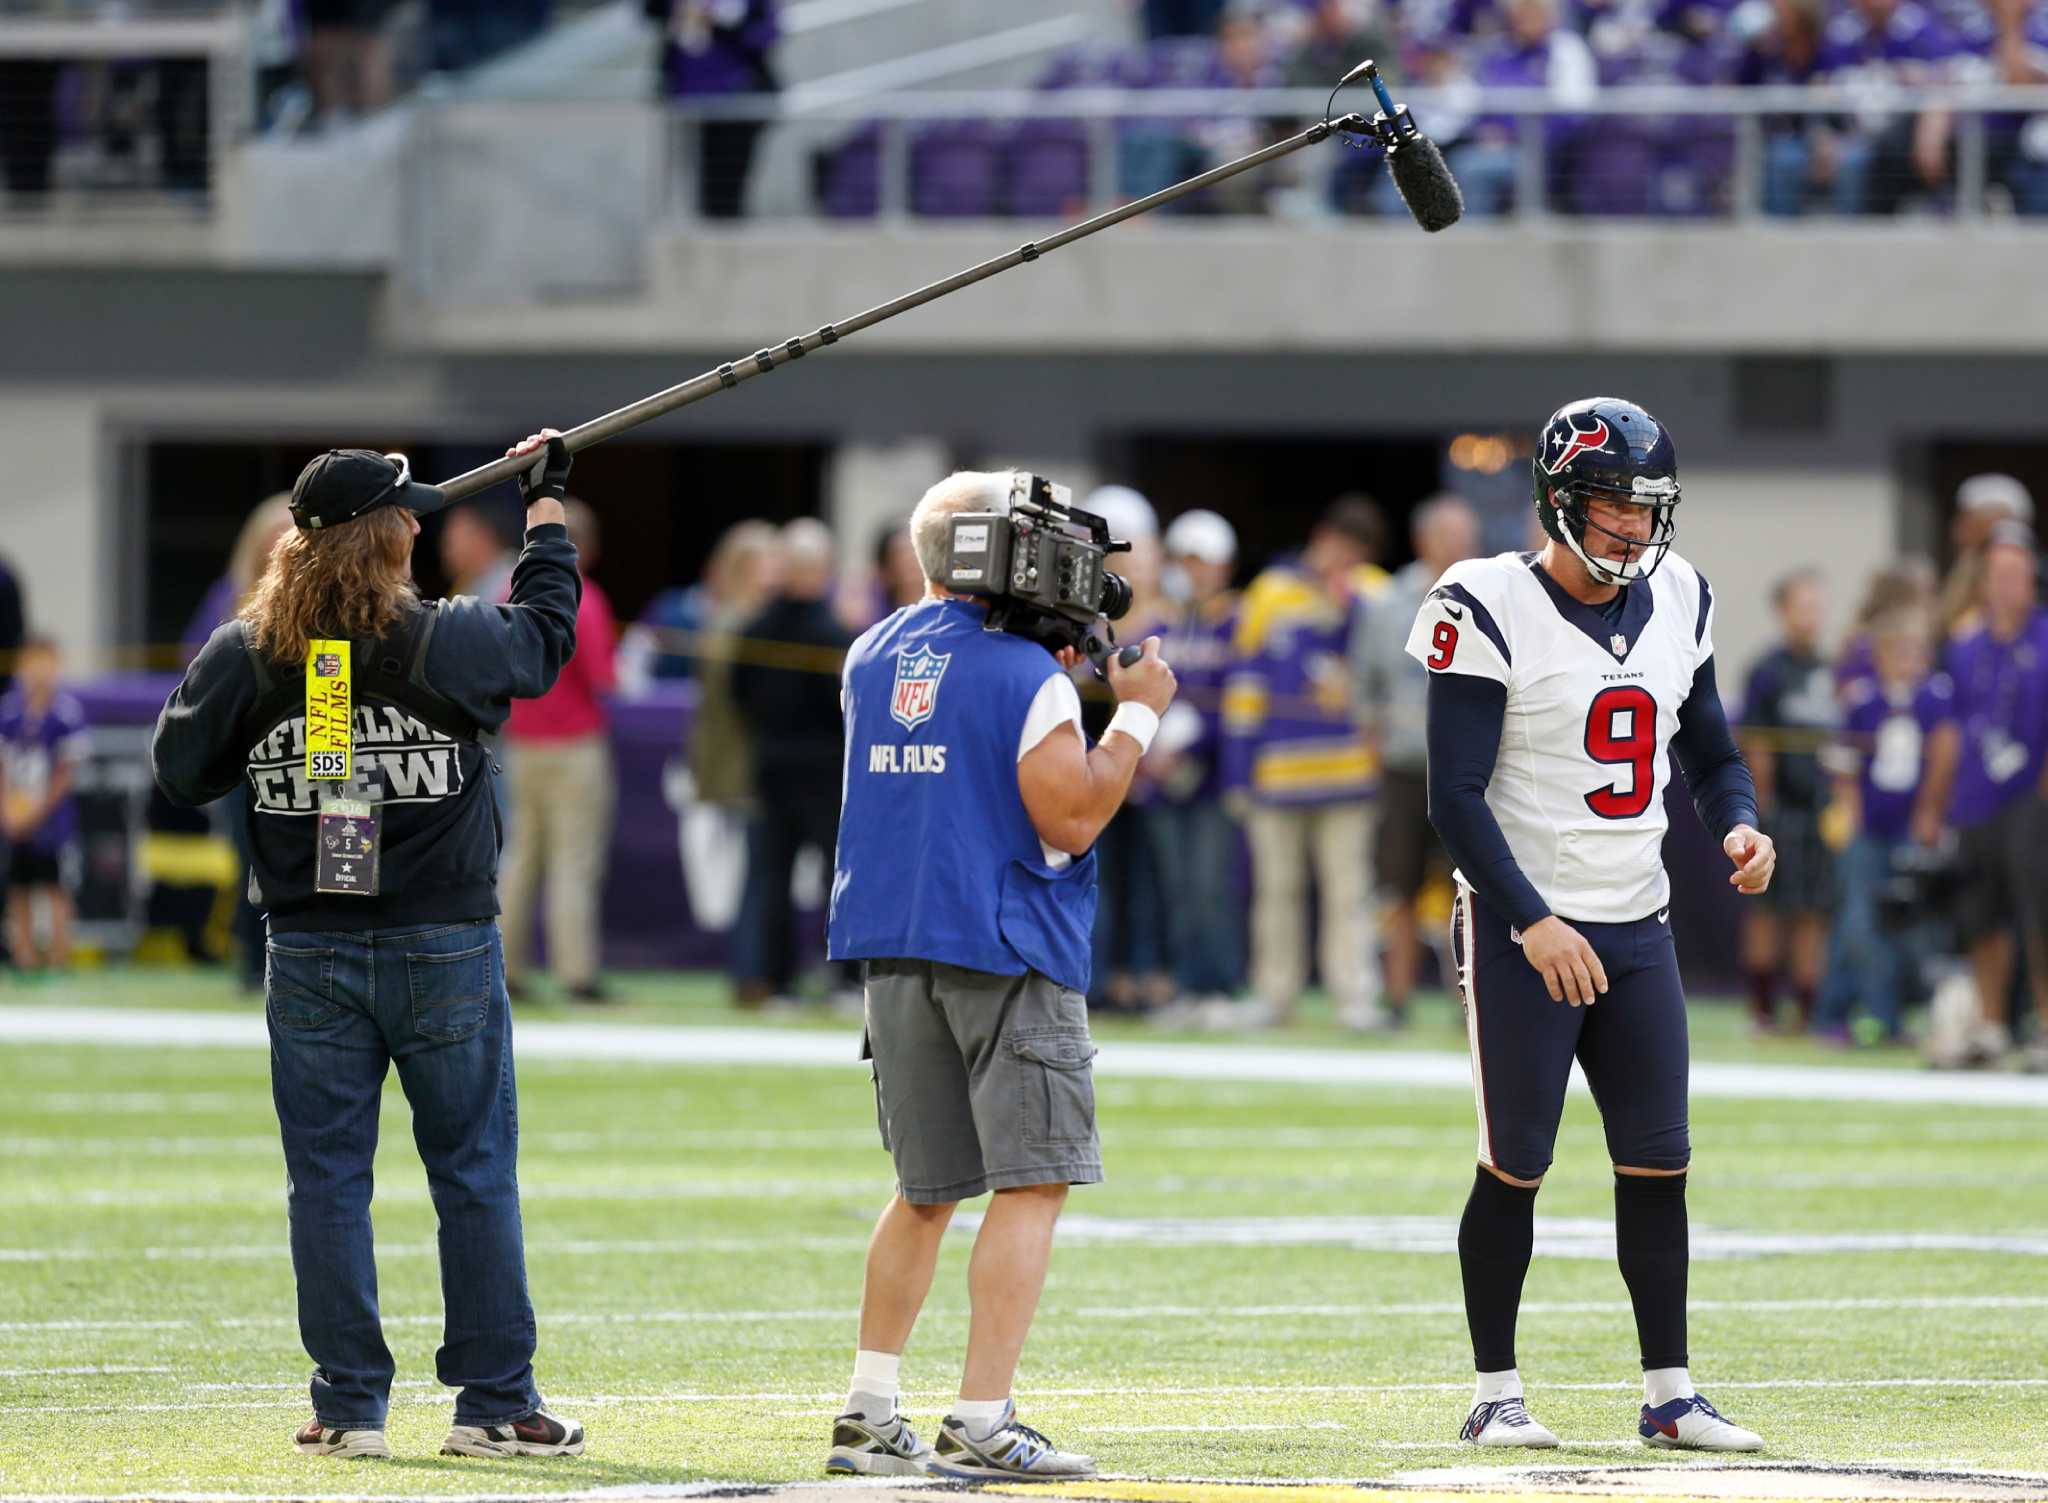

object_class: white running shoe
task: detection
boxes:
[928,1402,1096,1479]
[441,1406,585,1457]
[825,1410,934,1476]
[293,1418,389,1458]
[1638,1393,1763,1451]
[1460,1396,1559,1447]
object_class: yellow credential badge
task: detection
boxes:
[305,639,353,782]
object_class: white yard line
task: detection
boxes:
[7,1376,2047,1419]
[5,1292,2042,1340]
[13,1215,2048,1268]
[6,1005,2047,1108]
[11,1216,2048,1265]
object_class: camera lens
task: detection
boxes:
[1099,572,1132,620]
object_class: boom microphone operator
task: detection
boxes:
[435,60,1465,505]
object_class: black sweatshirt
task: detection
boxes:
[729,593,854,784]
[1425,655,1758,931]
[151,523,580,933]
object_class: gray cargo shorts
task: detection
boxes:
[861,958,1104,1205]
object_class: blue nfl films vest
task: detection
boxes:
[828,598,1099,992]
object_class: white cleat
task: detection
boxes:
[1639,1393,1763,1451]
[1461,1396,1559,1447]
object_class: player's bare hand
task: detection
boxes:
[1053,646,1084,671]
[1724,824,1776,895]
[1521,915,1608,1007]
[1108,636,1177,715]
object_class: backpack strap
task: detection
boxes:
[234,605,482,758]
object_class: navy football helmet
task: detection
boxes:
[1531,397,1680,586]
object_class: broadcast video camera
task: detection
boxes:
[941,473,1140,671]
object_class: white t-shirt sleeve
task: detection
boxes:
[1016,669,1086,872]
[1017,670,1086,763]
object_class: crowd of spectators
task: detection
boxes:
[16,455,2047,1074]
[804,0,2048,220]
[1735,474,2048,1068]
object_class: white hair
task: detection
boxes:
[910,470,1014,583]
[781,516,835,570]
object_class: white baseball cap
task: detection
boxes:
[1958,473,2035,524]
[1165,508,1238,565]
[1086,484,1158,543]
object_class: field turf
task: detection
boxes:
[2,968,2045,1497]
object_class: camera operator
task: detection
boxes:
[823,470,1177,1481]
[149,432,586,1462]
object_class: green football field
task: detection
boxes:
[3,969,2046,1499]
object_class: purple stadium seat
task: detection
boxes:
[910,119,1002,217]
[818,121,879,218]
[1005,118,1091,218]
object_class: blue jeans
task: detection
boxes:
[1815,834,1914,1037]
[1146,796,1244,996]
[266,919,539,1431]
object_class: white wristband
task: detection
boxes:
[1107,702,1161,755]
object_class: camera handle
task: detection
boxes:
[1081,621,1146,678]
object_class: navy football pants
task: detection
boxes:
[1451,885,1692,1182]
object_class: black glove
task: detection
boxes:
[519,435,572,503]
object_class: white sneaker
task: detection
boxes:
[293,1418,389,1458]
[929,1403,1096,1478]
[441,1406,585,1457]
[1337,998,1394,1032]
[1460,1396,1558,1447]
[1639,1393,1763,1451]
[825,1410,934,1476]
[1201,998,1288,1031]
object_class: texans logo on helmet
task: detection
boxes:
[890,645,950,732]
[1545,417,1611,475]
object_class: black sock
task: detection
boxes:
[1745,969,1777,1025]
[1615,1171,1689,1371]
[1458,1166,1537,1372]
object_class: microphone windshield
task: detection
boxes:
[1386,133,1464,233]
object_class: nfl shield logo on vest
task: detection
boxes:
[890,645,950,731]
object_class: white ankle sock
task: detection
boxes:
[1474,1368,1523,1405]
[1644,1366,1695,1408]
[847,1349,900,1420]
[949,1397,1011,1440]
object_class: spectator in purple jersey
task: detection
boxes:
[1836,555,1938,695]
[1149,509,1246,1004]
[1733,0,1834,214]
[1982,0,2048,216]
[1816,0,1966,214]
[1814,607,1950,1042]
[1914,528,2048,1069]
[645,0,781,218]
[1454,0,1599,215]
[0,638,90,971]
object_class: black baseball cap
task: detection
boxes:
[289,449,451,531]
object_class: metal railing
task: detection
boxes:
[648,82,2048,224]
[0,7,248,215]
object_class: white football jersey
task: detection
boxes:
[1404,549,1716,923]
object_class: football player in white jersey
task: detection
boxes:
[1405,398,1776,1453]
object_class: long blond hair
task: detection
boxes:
[228,494,297,609]
[239,507,418,664]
